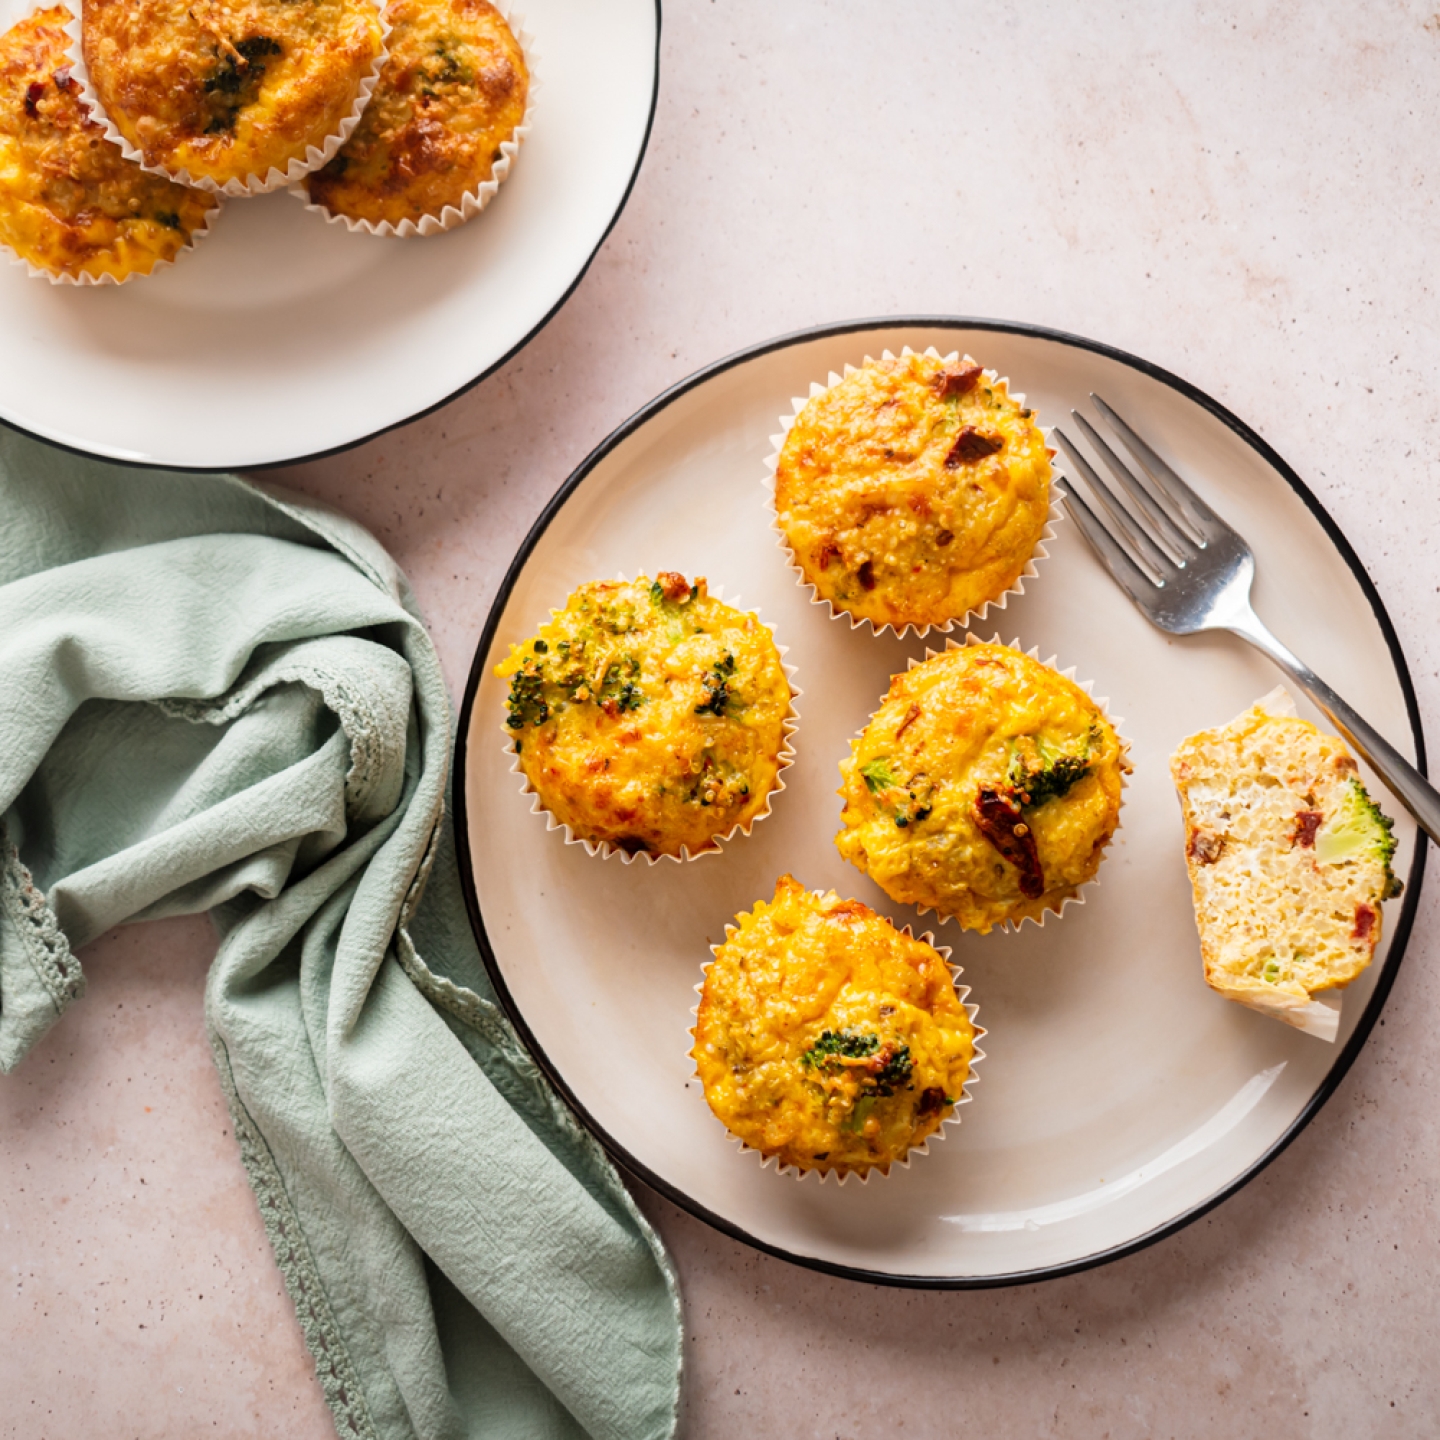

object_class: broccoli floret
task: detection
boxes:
[803,1030,877,1063]
[694,653,736,717]
[800,1030,913,1097]
[859,757,934,828]
[1008,728,1097,809]
[505,661,549,730]
[1315,778,1402,899]
[592,658,644,713]
[860,758,897,793]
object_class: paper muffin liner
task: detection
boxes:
[1241,989,1342,1043]
[3,192,221,287]
[843,633,1132,934]
[64,1,392,196]
[689,906,986,1184]
[294,3,536,237]
[763,346,1064,641]
[500,577,801,866]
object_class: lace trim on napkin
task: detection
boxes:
[208,1029,381,1440]
[153,656,392,820]
[392,813,685,1321]
[1,823,85,1017]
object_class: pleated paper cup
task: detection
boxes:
[689,910,986,1184]
[65,1,391,196]
[501,577,800,866]
[297,4,537,238]
[763,346,1063,641]
[845,633,1132,934]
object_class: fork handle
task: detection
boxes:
[1228,612,1440,845]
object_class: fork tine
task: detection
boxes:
[1071,412,1195,561]
[1054,427,1173,579]
[1090,394,1217,539]
[1059,482,1161,598]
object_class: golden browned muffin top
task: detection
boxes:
[494,575,793,860]
[835,643,1126,933]
[81,0,385,187]
[304,0,526,227]
[0,6,216,281]
[773,352,1052,632]
[692,875,977,1177]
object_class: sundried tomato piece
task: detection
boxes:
[944,426,1004,468]
[933,364,981,398]
[974,787,1044,898]
[1292,810,1323,848]
[916,1086,948,1118]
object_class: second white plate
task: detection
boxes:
[456,319,1426,1285]
[0,0,658,469]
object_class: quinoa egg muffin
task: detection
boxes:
[0,7,216,281]
[1172,689,1402,1030]
[692,875,979,1177]
[773,351,1053,633]
[836,642,1126,932]
[495,575,793,860]
[80,0,386,189]
[304,0,527,230]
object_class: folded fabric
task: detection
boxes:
[0,427,682,1440]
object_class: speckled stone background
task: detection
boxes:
[5,2,1440,1436]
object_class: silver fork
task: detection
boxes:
[1055,395,1440,844]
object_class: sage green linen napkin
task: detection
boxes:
[0,428,682,1440]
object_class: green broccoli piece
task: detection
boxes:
[800,1030,913,1097]
[802,1030,878,1063]
[860,758,897,793]
[1008,728,1097,809]
[694,653,736,717]
[860,758,934,828]
[1315,778,1402,899]
[590,658,644,713]
[505,662,549,730]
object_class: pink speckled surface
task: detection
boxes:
[5,2,1440,1436]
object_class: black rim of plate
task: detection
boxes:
[453,315,1429,1290]
[0,3,663,475]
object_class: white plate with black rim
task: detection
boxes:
[454,318,1426,1287]
[0,0,658,470]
